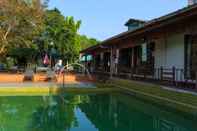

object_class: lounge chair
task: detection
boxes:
[36,66,49,73]
[9,66,18,73]
[46,69,56,82]
[24,69,34,81]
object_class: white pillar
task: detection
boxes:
[115,49,119,75]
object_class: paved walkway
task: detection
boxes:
[162,86,197,96]
[0,82,96,88]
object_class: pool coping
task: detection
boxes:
[0,87,118,96]
[111,84,197,116]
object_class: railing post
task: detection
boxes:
[144,69,146,79]
[133,67,136,80]
[157,68,160,81]
[172,66,176,85]
[195,71,197,91]
[160,66,163,81]
[131,67,133,79]
[180,69,184,82]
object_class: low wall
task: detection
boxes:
[0,73,96,83]
[56,73,96,84]
[0,73,24,83]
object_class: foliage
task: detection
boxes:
[0,0,44,59]
[0,1,98,66]
[9,47,38,67]
[38,8,99,63]
[39,8,81,63]
[79,35,99,50]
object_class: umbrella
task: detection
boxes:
[43,54,50,65]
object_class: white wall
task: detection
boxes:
[155,38,166,68]
[155,33,185,69]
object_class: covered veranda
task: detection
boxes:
[80,4,197,89]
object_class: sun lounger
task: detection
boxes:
[36,67,49,73]
[24,69,34,81]
[46,69,57,81]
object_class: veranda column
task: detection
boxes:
[100,52,104,71]
[131,47,134,75]
[92,54,96,72]
[110,47,113,78]
[115,49,119,75]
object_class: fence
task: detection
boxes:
[116,66,197,90]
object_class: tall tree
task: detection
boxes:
[79,35,99,50]
[40,9,81,63]
[0,0,44,59]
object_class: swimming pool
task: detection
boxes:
[0,93,196,131]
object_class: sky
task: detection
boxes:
[48,0,188,41]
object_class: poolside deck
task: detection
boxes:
[0,73,95,83]
[0,73,113,96]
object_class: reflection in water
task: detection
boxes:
[0,93,196,131]
[29,95,79,131]
[79,93,197,131]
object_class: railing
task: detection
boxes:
[81,63,197,90]
[117,66,197,90]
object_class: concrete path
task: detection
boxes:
[0,82,96,88]
[162,86,197,96]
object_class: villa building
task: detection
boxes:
[80,2,197,87]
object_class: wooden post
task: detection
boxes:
[160,66,163,81]
[180,69,184,82]
[157,68,160,80]
[172,66,176,85]
[131,67,133,79]
[144,68,146,79]
[196,71,197,91]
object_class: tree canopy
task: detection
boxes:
[38,8,99,63]
[79,35,99,50]
[0,1,99,67]
[0,0,44,59]
[40,9,82,62]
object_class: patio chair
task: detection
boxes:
[46,69,57,82]
[10,66,18,73]
[24,69,34,81]
[36,66,49,73]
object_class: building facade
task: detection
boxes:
[81,4,197,86]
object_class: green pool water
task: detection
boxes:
[0,93,196,131]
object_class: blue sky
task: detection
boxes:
[48,0,187,40]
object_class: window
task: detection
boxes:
[141,43,147,62]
